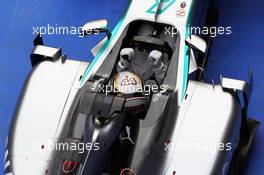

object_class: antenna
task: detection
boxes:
[212,79,215,89]
[155,0,163,22]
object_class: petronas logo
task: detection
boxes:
[146,0,176,14]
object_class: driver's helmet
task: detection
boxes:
[113,71,143,95]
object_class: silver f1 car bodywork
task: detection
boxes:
[5,0,259,175]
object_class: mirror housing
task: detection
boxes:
[81,19,111,39]
[185,35,207,53]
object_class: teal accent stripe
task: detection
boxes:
[146,0,159,14]
[146,0,176,14]
[81,0,132,85]
[181,2,194,101]
[81,18,125,84]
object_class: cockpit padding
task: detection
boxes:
[132,36,172,56]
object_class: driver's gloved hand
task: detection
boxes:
[117,48,135,72]
[148,50,167,84]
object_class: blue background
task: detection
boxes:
[0,0,263,174]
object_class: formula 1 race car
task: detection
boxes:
[4,0,260,175]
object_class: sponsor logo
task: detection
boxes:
[176,9,186,17]
[121,126,134,145]
[147,0,176,14]
[120,168,137,175]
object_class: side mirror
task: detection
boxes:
[185,35,207,53]
[81,19,111,39]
